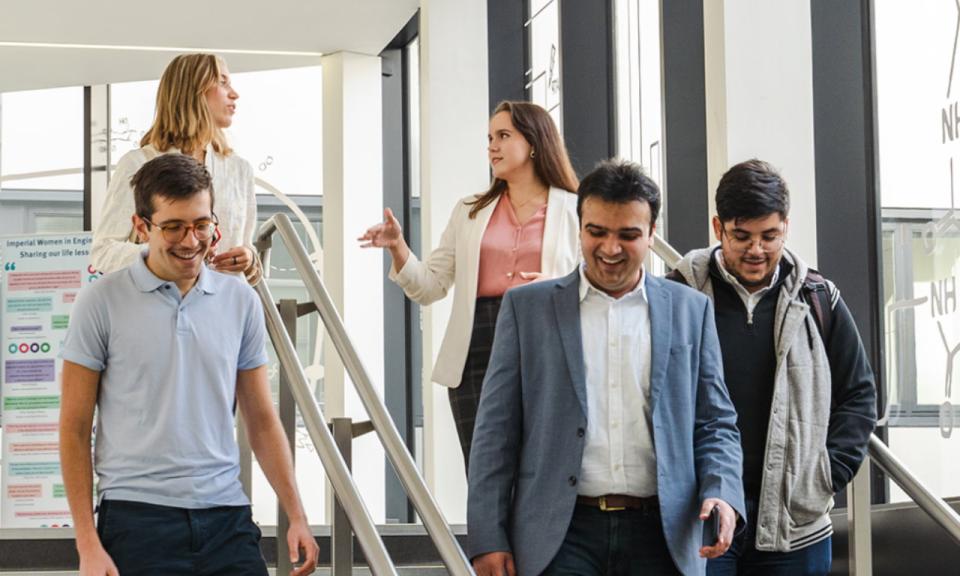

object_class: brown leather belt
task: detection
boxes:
[576,494,658,512]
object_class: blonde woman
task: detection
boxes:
[360,101,580,471]
[92,53,258,281]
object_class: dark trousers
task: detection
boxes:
[707,499,831,576]
[541,503,681,576]
[449,296,502,474]
[97,499,268,576]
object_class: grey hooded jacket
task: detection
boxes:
[672,246,876,551]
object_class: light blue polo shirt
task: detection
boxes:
[61,250,269,509]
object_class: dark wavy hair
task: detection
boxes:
[715,159,790,224]
[576,159,660,232]
[467,101,578,218]
[133,154,214,219]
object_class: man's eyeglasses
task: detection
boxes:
[142,213,220,244]
[721,226,785,253]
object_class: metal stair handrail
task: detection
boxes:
[866,435,960,543]
[255,213,475,576]
[253,277,397,575]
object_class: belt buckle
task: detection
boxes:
[599,496,625,512]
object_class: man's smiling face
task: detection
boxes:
[134,190,215,294]
[580,196,655,298]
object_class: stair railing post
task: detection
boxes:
[331,417,355,576]
[847,456,873,575]
[276,298,300,575]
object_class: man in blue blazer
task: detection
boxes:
[468,160,745,576]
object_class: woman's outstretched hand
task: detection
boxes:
[358,208,403,248]
[359,208,410,271]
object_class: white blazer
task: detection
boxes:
[390,187,580,387]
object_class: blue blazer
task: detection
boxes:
[467,269,745,576]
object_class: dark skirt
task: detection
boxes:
[449,296,503,475]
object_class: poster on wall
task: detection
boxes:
[1,233,99,527]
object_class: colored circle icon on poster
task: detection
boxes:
[87,265,104,283]
[7,342,51,354]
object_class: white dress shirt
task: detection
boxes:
[91,144,257,274]
[577,264,657,497]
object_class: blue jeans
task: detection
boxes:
[707,499,831,576]
[96,499,268,576]
[541,503,680,576]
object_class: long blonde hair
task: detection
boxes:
[140,53,232,156]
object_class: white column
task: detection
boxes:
[322,51,386,521]
[706,0,818,264]
[419,0,490,523]
[703,0,727,231]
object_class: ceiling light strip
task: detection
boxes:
[0,41,323,57]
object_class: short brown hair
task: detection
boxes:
[132,154,214,219]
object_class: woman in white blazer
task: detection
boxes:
[92,53,260,283]
[360,102,580,470]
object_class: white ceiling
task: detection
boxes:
[0,0,419,92]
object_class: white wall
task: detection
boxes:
[322,51,386,521]
[706,0,818,265]
[419,0,490,523]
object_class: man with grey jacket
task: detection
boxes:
[669,159,877,575]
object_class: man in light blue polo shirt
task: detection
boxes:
[59,154,319,576]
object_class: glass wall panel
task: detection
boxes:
[526,0,562,128]
[405,37,425,467]
[408,38,421,201]
[875,0,960,501]
[613,0,666,274]
[33,214,83,234]
[0,87,84,528]
[230,66,326,525]
[613,0,663,185]
[1,87,83,191]
[109,80,156,161]
[249,207,325,525]
[230,66,323,198]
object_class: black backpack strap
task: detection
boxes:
[802,269,835,343]
[666,268,688,286]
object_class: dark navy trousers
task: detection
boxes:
[541,503,681,576]
[96,499,268,576]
